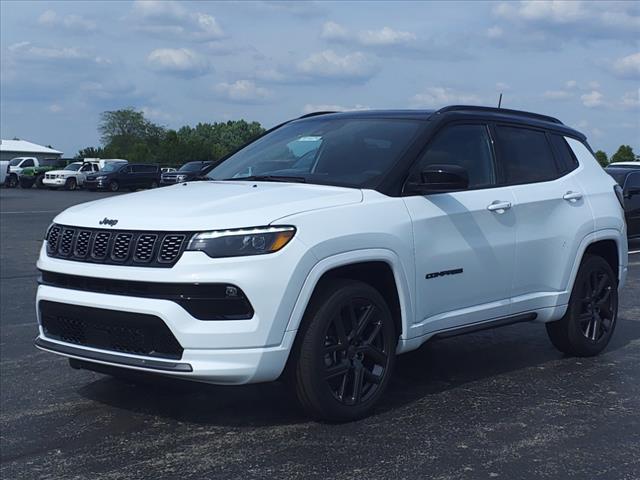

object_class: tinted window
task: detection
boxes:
[179,162,205,172]
[627,172,639,190]
[207,118,423,187]
[132,165,155,173]
[495,126,559,184]
[22,159,35,167]
[606,169,627,186]
[549,134,579,174]
[414,124,495,188]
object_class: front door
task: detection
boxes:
[624,172,640,238]
[403,123,516,334]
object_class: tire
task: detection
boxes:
[108,180,119,192]
[546,255,618,357]
[19,178,34,189]
[64,177,77,191]
[35,174,46,189]
[150,180,159,189]
[291,279,396,422]
[6,174,18,188]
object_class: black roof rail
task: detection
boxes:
[436,105,563,125]
[298,111,336,119]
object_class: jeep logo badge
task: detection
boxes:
[99,217,118,227]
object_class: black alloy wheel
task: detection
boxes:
[292,279,396,422]
[546,255,618,356]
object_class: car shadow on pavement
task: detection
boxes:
[77,317,640,427]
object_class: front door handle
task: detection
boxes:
[563,191,583,202]
[487,201,512,213]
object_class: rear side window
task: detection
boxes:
[414,124,496,188]
[549,134,579,174]
[495,126,559,184]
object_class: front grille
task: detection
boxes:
[46,224,192,267]
[39,300,183,359]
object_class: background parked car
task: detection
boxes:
[6,157,39,187]
[160,160,212,185]
[0,160,8,185]
[606,162,640,239]
[18,158,71,189]
[84,163,160,192]
[42,161,101,190]
[161,167,177,173]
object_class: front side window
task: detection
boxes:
[22,159,35,167]
[411,124,496,189]
[207,118,424,188]
[627,172,639,191]
[495,126,559,184]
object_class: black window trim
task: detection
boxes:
[492,122,566,187]
[624,171,639,190]
[401,120,500,196]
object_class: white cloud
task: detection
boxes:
[297,50,377,81]
[7,41,107,65]
[581,90,606,108]
[486,26,503,39]
[38,10,97,31]
[47,104,63,113]
[302,104,369,114]
[620,89,640,109]
[565,80,578,89]
[321,22,417,48]
[410,87,483,108]
[543,90,573,100]
[214,80,272,103]
[142,106,173,121]
[613,52,640,79]
[147,48,211,77]
[496,82,510,91]
[130,0,224,41]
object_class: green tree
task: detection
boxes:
[76,146,105,159]
[594,150,609,167]
[610,145,636,164]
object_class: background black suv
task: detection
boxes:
[160,161,212,185]
[85,163,160,192]
[606,163,640,239]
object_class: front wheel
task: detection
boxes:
[65,177,77,191]
[546,255,618,357]
[108,180,119,192]
[6,174,18,188]
[291,279,396,422]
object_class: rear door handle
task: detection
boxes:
[487,201,512,213]
[563,191,583,202]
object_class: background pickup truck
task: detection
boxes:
[16,158,71,189]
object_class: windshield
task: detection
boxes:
[101,162,125,172]
[179,162,205,172]
[9,158,24,166]
[64,163,82,171]
[206,118,423,187]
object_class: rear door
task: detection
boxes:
[494,125,594,313]
[624,172,640,238]
[403,123,517,332]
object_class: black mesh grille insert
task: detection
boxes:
[45,224,192,267]
[74,231,92,257]
[39,300,183,359]
[159,235,186,263]
[92,232,111,259]
[59,228,75,256]
[111,233,133,261]
[134,234,157,262]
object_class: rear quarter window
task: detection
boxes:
[495,125,559,185]
[549,134,579,174]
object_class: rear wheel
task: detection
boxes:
[546,255,618,356]
[150,180,159,189]
[291,279,396,422]
[64,177,77,191]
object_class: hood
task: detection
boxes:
[47,169,73,176]
[54,181,363,231]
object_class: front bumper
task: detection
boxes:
[43,178,67,187]
[83,179,107,189]
[35,239,314,383]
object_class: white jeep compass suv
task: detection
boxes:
[35,106,628,421]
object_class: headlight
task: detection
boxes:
[186,226,295,258]
[176,174,188,182]
[95,175,107,180]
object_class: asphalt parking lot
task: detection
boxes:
[1,187,639,480]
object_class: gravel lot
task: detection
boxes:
[1,187,639,480]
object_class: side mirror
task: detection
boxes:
[406,164,469,194]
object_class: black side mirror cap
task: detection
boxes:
[406,164,469,195]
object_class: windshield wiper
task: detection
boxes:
[222,175,307,183]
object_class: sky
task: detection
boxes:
[1,0,638,158]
